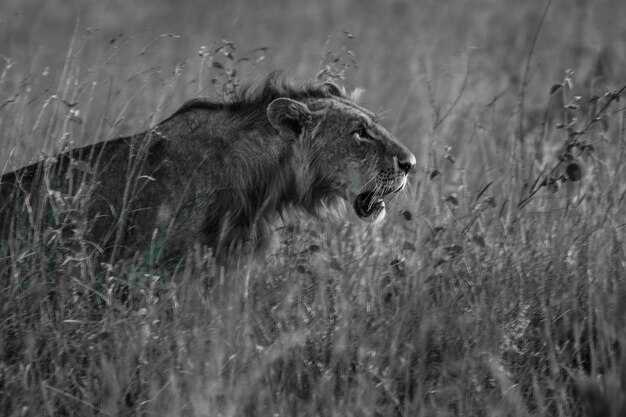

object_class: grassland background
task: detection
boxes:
[1,0,626,416]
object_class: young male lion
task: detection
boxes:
[0,73,416,263]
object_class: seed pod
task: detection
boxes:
[445,194,459,206]
[308,244,321,253]
[550,84,562,95]
[400,209,413,221]
[566,162,583,182]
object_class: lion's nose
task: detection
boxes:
[397,152,416,174]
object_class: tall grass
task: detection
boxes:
[1,0,626,415]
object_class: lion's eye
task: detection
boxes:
[353,127,371,141]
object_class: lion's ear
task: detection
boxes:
[267,98,311,139]
[321,81,343,97]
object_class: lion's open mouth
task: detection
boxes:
[354,191,386,219]
[354,183,406,219]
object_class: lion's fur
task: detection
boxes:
[0,72,415,263]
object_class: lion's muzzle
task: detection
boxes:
[353,150,415,221]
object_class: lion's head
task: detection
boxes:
[267,83,416,222]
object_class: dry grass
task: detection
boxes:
[1,0,626,416]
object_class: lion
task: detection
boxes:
[0,73,416,264]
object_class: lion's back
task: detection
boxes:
[0,135,163,250]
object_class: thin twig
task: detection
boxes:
[517,0,553,144]
[518,84,626,209]
[433,50,473,130]
[575,85,626,135]
[43,382,112,416]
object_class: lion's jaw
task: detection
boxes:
[345,172,408,223]
[353,191,387,223]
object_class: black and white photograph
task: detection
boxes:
[1,0,625,415]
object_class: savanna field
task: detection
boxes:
[1,0,626,415]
